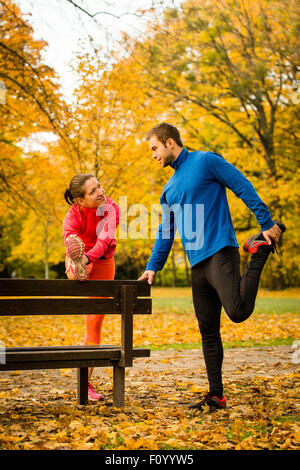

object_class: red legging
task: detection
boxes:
[83,256,115,345]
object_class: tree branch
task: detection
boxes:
[65,0,147,21]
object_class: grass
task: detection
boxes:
[147,286,299,350]
[151,286,300,315]
[149,337,295,351]
[152,296,300,315]
[152,286,300,297]
[251,298,300,314]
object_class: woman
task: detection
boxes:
[63,174,120,401]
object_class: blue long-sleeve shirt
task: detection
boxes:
[146,148,275,273]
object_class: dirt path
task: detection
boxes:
[132,344,298,378]
[0,345,298,406]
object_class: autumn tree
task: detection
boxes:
[53,44,175,279]
[0,0,68,199]
[120,0,300,287]
[9,152,68,278]
[0,0,79,277]
[4,0,299,285]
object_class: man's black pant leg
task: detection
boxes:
[205,246,270,323]
[191,265,224,398]
[190,246,271,399]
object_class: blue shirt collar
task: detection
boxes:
[170,147,188,170]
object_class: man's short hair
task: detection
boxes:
[146,123,183,147]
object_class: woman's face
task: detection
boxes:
[77,177,106,208]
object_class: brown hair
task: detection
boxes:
[146,122,183,147]
[64,174,94,205]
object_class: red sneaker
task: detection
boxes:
[65,234,88,281]
[243,222,286,255]
[88,383,104,401]
[243,234,271,254]
[66,233,85,259]
[189,393,227,411]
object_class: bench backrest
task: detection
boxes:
[0,279,151,367]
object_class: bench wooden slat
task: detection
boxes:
[5,345,121,352]
[0,279,150,297]
[4,348,122,362]
[0,298,151,316]
[0,348,150,371]
[0,359,124,371]
[3,347,150,363]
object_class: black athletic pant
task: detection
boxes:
[191,245,271,399]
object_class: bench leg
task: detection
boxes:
[113,365,125,407]
[77,367,89,405]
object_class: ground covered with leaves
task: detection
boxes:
[0,288,299,450]
[0,347,299,450]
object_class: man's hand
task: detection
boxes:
[262,223,282,245]
[138,270,156,285]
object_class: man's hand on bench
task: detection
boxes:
[138,270,156,285]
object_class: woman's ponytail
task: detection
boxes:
[64,188,75,205]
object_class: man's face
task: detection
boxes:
[148,135,175,168]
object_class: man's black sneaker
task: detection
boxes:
[189,394,227,411]
[243,222,286,255]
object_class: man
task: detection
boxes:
[138,122,285,411]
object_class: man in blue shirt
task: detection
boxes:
[139,122,285,411]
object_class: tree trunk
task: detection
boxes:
[184,250,191,286]
[171,247,176,287]
[44,218,49,279]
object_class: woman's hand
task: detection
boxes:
[83,255,90,265]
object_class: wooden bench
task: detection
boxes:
[0,279,151,407]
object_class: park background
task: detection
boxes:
[0,0,299,451]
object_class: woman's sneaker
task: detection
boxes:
[243,222,286,255]
[65,234,88,281]
[189,393,227,411]
[88,383,104,401]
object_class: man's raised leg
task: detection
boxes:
[206,245,272,324]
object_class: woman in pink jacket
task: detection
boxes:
[63,173,120,401]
